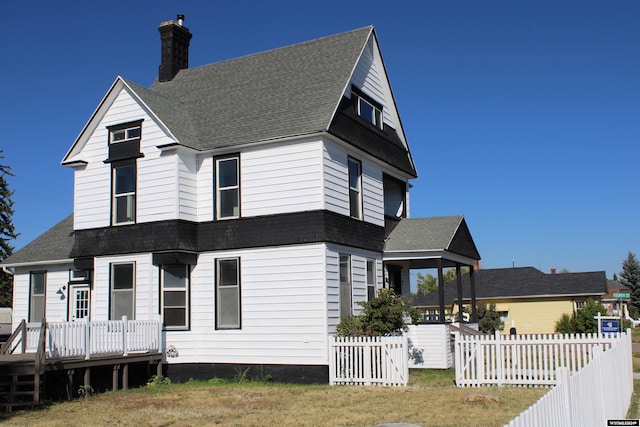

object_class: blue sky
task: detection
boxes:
[0,1,638,279]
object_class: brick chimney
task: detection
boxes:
[550,267,556,275]
[158,15,192,82]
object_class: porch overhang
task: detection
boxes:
[383,215,481,324]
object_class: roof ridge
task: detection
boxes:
[151,26,374,87]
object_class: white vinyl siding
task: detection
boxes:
[11,264,76,327]
[349,40,391,126]
[326,245,382,332]
[94,254,155,322]
[178,152,198,221]
[196,155,214,222]
[164,244,328,365]
[323,140,384,226]
[241,140,324,217]
[73,88,180,230]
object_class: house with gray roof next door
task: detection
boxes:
[1,17,480,382]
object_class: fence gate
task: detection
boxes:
[329,335,408,386]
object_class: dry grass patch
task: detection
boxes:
[1,374,546,427]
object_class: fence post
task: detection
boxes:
[454,331,461,386]
[122,315,128,356]
[85,317,91,360]
[495,330,503,387]
[557,367,572,426]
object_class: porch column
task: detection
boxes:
[456,263,464,322]
[437,259,445,324]
[470,266,478,322]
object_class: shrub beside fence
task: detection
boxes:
[329,335,408,386]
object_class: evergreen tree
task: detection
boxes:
[0,151,18,306]
[620,252,640,311]
[477,302,504,334]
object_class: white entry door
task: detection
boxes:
[69,284,91,321]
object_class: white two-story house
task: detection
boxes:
[2,17,480,382]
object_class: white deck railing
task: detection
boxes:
[454,331,621,387]
[26,316,162,359]
[505,330,633,426]
[329,335,408,386]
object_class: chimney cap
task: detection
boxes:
[177,14,185,25]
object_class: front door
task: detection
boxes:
[69,284,90,321]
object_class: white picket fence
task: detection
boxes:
[329,335,408,386]
[25,316,162,359]
[454,331,621,387]
[506,330,633,426]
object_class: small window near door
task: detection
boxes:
[29,272,46,323]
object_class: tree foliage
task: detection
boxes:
[554,299,608,334]
[413,272,437,298]
[477,302,504,334]
[336,288,418,337]
[0,151,18,307]
[620,252,640,311]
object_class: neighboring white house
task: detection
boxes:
[1,17,480,382]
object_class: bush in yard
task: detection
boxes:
[554,298,608,334]
[477,302,504,334]
[554,313,575,334]
[336,288,418,336]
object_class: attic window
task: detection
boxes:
[353,89,382,129]
[110,124,141,144]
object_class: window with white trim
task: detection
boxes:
[110,263,135,319]
[348,157,362,219]
[112,162,136,224]
[339,254,352,319]
[215,156,240,219]
[216,258,240,329]
[29,272,46,323]
[366,259,376,301]
[162,264,190,330]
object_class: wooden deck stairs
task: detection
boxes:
[0,319,46,411]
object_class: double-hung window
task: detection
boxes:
[339,254,352,319]
[162,264,190,330]
[215,155,240,219]
[112,162,136,224]
[29,272,46,323]
[348,157,362,219]
[107,120,142,225]
[110,263,135,320]
[366,259,376,301]
[216,258,240,329]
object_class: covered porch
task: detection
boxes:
[383,216,481,324]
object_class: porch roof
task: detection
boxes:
[383,216,480,268]
[0,214,74,268]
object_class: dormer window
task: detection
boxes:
[353,88,383,129]
[110,124,141,144]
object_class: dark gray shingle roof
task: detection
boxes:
[384,216,480,260]
[1,215,74,266]
[412,267,607,307]
[136,26,374,151]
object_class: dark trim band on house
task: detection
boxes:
[70,210,386,258]
[152,251,198,266]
